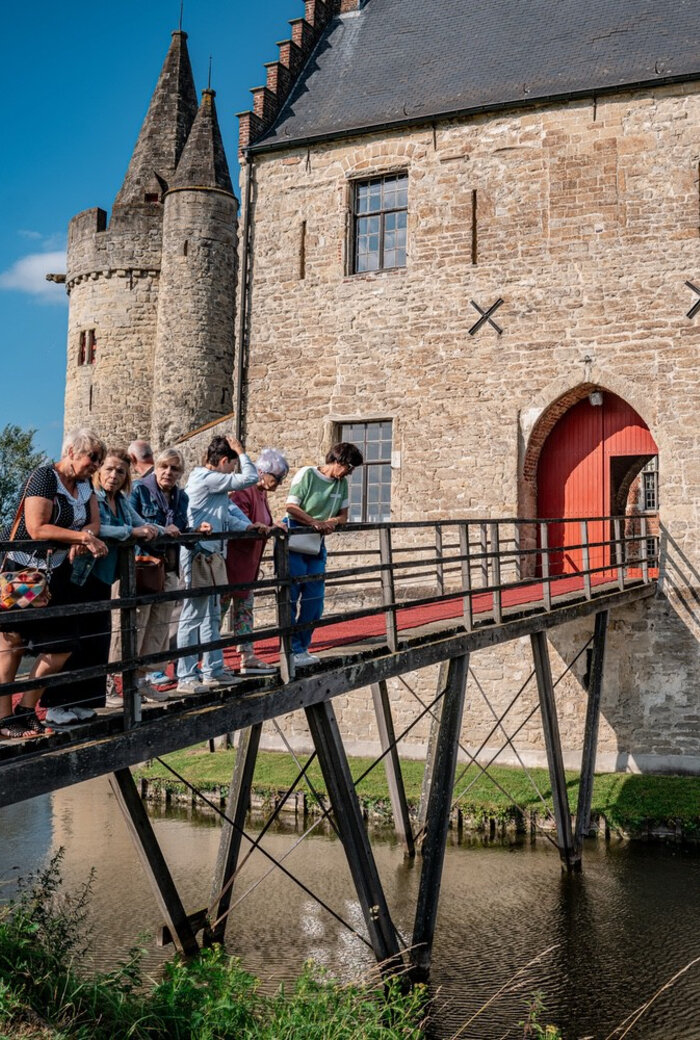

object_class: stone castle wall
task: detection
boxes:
[151,189,238,450]
[241,83,700,771]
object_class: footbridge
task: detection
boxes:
[0,517,657,977]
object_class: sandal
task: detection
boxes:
[0,712,43,740]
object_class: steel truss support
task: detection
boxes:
[371,680,415,858]
[410,654,469,981]
[206,724,262,945]
[109,768,200,956]
[530,631,575,871]
[305,700,404,973]
[573,610,609,866]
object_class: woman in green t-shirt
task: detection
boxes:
[285,442,363,667]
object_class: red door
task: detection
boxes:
[537,392,657,575]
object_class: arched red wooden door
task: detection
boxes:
[537,392,658,575]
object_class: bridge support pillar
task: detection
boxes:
[206,723,262,945]
[305,700,404,974]
[573,610,609,866]
[416,660,449,838]
[109,768,200,956]
[530,631,576,872]
[410,654,469,981]
[371,680,415,858]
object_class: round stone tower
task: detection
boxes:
[150,89,238,450]
[63,31,198,445]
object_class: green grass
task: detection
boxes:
[136,747,700,836]
[0,854,428,1039]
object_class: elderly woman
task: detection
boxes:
[92,448,160,708]
[285,442,363,667]
[225,448,288,674]
[130,447,189,693]
[0,428,109,737]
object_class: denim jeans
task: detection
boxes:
[288,547,327,654]
[176,591,224,681]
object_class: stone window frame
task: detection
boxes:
[345,167,409,276]
[323,416,394,523]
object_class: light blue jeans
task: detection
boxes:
[176,591,224,681]
[288,546,327,654]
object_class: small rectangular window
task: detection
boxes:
[352,174,407,274]
[78,331,86,366]
[339,420,393,522]
[642,459,658,511]
[87,329,97,365]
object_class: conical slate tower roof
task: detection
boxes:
[171,89,234,196]
[114,30,198,205]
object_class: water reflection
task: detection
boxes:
[1,779,698,1039]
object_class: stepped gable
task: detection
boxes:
[114,30,199,205]
[171,89,234,196]
[240,0,700,153]
[237,0,361,153]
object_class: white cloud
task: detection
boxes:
[18,229,43,240]
[0,251,67,303]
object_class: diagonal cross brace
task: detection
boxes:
[685,280,700,320]
[468,297,504,336]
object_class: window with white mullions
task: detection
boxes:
[340,421,393,522]
[353,175,407,273]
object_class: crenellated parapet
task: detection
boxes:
[66,204,163,290]
[237,0,362,153]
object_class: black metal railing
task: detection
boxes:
[0,516,657,731]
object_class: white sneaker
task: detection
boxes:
[45,707,79,726]
[70,706,97,721]
[199,670,240,688]
[175,679,208,696]
[292,651,320,667]
[105,693,123,709]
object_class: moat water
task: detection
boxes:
[1,778,699,1039]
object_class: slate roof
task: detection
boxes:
[172,90,234,196]
[253,0,700,151]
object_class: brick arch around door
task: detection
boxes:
[536,391,658,575]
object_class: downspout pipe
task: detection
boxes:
[234,153,253,441]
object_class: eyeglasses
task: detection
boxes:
[344,465,355,475]
[87,451,103,464]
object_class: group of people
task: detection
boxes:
[0,427,363,740]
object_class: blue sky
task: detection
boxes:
[0,0,297,459]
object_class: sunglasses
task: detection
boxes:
[87,451,103,464]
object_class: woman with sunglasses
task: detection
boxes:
[0,428,109,738]
[224,448,289,674]
[284,442,363,668]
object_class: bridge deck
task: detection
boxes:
[0,574,654,808]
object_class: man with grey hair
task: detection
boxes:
[128,439,154,480]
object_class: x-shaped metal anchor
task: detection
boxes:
[685,280,700,320]
[468,297,504,336]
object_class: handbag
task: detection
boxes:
[288,529,323,556]
[135,554,166,594]
[0,487,52,610]
[191,550,228,590]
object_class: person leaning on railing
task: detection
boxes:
[223,447,289,675]
[91,448,161,712]
[284,442,364,668]
[0,428,109,739]
[175,435,263,696]
[129,447,190,696]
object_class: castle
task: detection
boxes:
[63,30,237,450]
[62,0,700,773]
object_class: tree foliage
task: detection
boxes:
[0,425,47,529]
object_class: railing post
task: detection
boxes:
[458,522,472,631]
[118,543,141,728]
[379,527,398,653]
[479,522,489,587]
[274,534,295,683]
[489,522,502,624]
[540,522,552,611]
[640,517,650,583]
[580,520,592,600]
[434,525,444,597]
[513,522,522,581]
[613,517,625,590]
